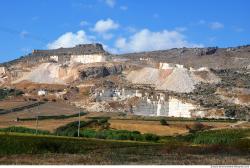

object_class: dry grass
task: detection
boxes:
[0,102,80,121]
[0,153,249,165]
[0,100,33,110]
[110,119,188,136]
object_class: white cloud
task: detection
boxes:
[105,0,115,8]
[93,18,119,33]
[115,29,203,53]
[80,20,89,27]
[47,30,91,49]
[120,5,128,10]
[210,22,224,30]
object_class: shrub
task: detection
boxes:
[160,119,169,126]
[144,133,160,142]
[187,122,206,133]
[98,118,108,124]
[18,112,87,121]
[78,129,160,142]
[178,128,250,145]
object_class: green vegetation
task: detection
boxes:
[0,88,24,100]
[80,129,159,142]
[178,128,250,145]
[116,115,237,123]
[55,120,97,136]
[0,133,155,155]
[86,116,111,120]
[160,119,169,126]
[55,118,160,142]
[17,112,87,121]
[0,126,50,135]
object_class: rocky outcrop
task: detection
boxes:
[199,47,218,56]
[80,64,126,79]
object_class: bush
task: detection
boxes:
[160,119,169,126]
[178,128,250,145]
[187,122,206,133]
[79,129,159,142]
[98,118,108,124]
[144,133,160,142]
[18,112,87,121]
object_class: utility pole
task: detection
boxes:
[35,106,39,135]
[78,110,81,137]
[36,115,38,135]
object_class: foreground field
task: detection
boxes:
[0,132,249,165]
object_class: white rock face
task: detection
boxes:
[0,67,6,75]
[159,63,174,69]
[38,90,47,96]
[168,97,197,118]
[70,54,106,64]
[50,56,59,62]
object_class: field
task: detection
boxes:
[0,100,249,135]
[0,98,249,164]
[0,130,249,165]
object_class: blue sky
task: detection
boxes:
[0,0,249,63]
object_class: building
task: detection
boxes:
[22,43,108,65]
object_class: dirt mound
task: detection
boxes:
[13,63,66,84]
[126,66,220,93]
[157,68,198,92]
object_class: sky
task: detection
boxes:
[0,0,249,63]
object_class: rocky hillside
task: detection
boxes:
[116,45,250,69]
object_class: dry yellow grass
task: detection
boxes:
[110,119,188,136]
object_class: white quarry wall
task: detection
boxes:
[38,90,47,96]
[168,97,197,118]
[0,67,6,74]
[159,63,173,69]
[70,54,106,64]
[50,56,59,62]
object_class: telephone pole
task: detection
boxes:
[35,106,39,135]
[35,115,38,135]
[78,111,81,137]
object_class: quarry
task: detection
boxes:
[0,43,249,124]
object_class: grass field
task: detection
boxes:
[0,130,249,165]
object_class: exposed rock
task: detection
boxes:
[80,64,126,79]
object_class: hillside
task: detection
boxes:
[116,45,250,69]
